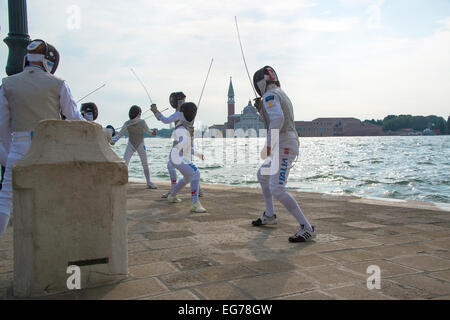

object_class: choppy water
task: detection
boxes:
[111,135,450,204]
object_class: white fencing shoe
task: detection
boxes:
[252,212,277,226]
[147,182,158,189]
[289,225,316,243]
[190,201,206,213]
[167,194,182,203]
[161,191,170,198]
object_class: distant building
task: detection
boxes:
[210,77,265,137]
[209,79,385,137]
[234,100,265,135]
[295,118,384,137]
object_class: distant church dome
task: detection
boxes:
[243,100,256,114]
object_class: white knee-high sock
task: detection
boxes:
[168,163,177,193]
[143,166,151,185]
[257,169,275,217]
[172,177,189,196]
[190,172,200,203]
[275,192,312,231]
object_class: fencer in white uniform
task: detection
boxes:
[0,39,86,236]
[251,66,316,243]
[152,92,204,198]
[111,105,158,189]
[152,102,206,213]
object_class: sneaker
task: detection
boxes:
[147,182,158,189]
[167,194,181,203]
[190,201,206,213]
[161,191,170,198]
[252,212,277,226]
[199,188,204,197]
[288,225,316,243]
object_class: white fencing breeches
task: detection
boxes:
[123,142,151,185]
[0,133,32,236]
[169,156,200,203]
[257,140,312,230]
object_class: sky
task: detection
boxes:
[0,0,449,130]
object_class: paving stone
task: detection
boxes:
[231,272,318,299]
[129,246,215,266]
[390,255,450,272]
[172,256,216,271]
[344,221,384,229]
[428,270,450,282]
[194,283,250,300]
[423,239,450,251]
[301,266,365,287]
[418,230,450,240]
[437,251,450,260]
[377,279,429,300]
[404,224,449,232]
[384,225,426,234]
[343,260,420,278]
[390,274,450,297]
[288,254,336,269]
[322,249,382,263]
[141,289,199,300]
[127,233,146,243]
[210,252,253,265]
[160,271,206,289]
[314,233,347,243]
[129,262,178,278]
[277,290,335,300]
[288,242,347,255]
[335,239,382,249]
[432,296,450,300]
[369,234,429,245]
[325,284,392,300]
[197,265,256,282]
[82,277,169,300]
[241,259,296,274]
[144,238,198,250]
[365,243,434,259]
[142,230,196,240]
[127,242,148,253]
[333,230,379,240]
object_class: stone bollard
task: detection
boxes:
[12,120,128,297]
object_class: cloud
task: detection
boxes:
[0,0,448,127]
[300,17,361,32]
[366,0,385,29]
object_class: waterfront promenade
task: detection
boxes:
[1,181,450,299]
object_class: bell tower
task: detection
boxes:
[227,77,235,117]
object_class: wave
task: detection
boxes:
[198,165,223,170]
[417,161,435,166]
[304,174,329,181]
[357,179,381,186]
[424,194,449,203]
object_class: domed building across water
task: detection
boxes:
[209,77,265,137]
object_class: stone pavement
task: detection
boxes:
[1,180,450,300]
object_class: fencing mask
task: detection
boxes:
[23,39,60,74]
[179,102,197,122]
[169,92,186,109]
[80,102,98,121]
[129,105,142,119]
[253,66,280,96]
